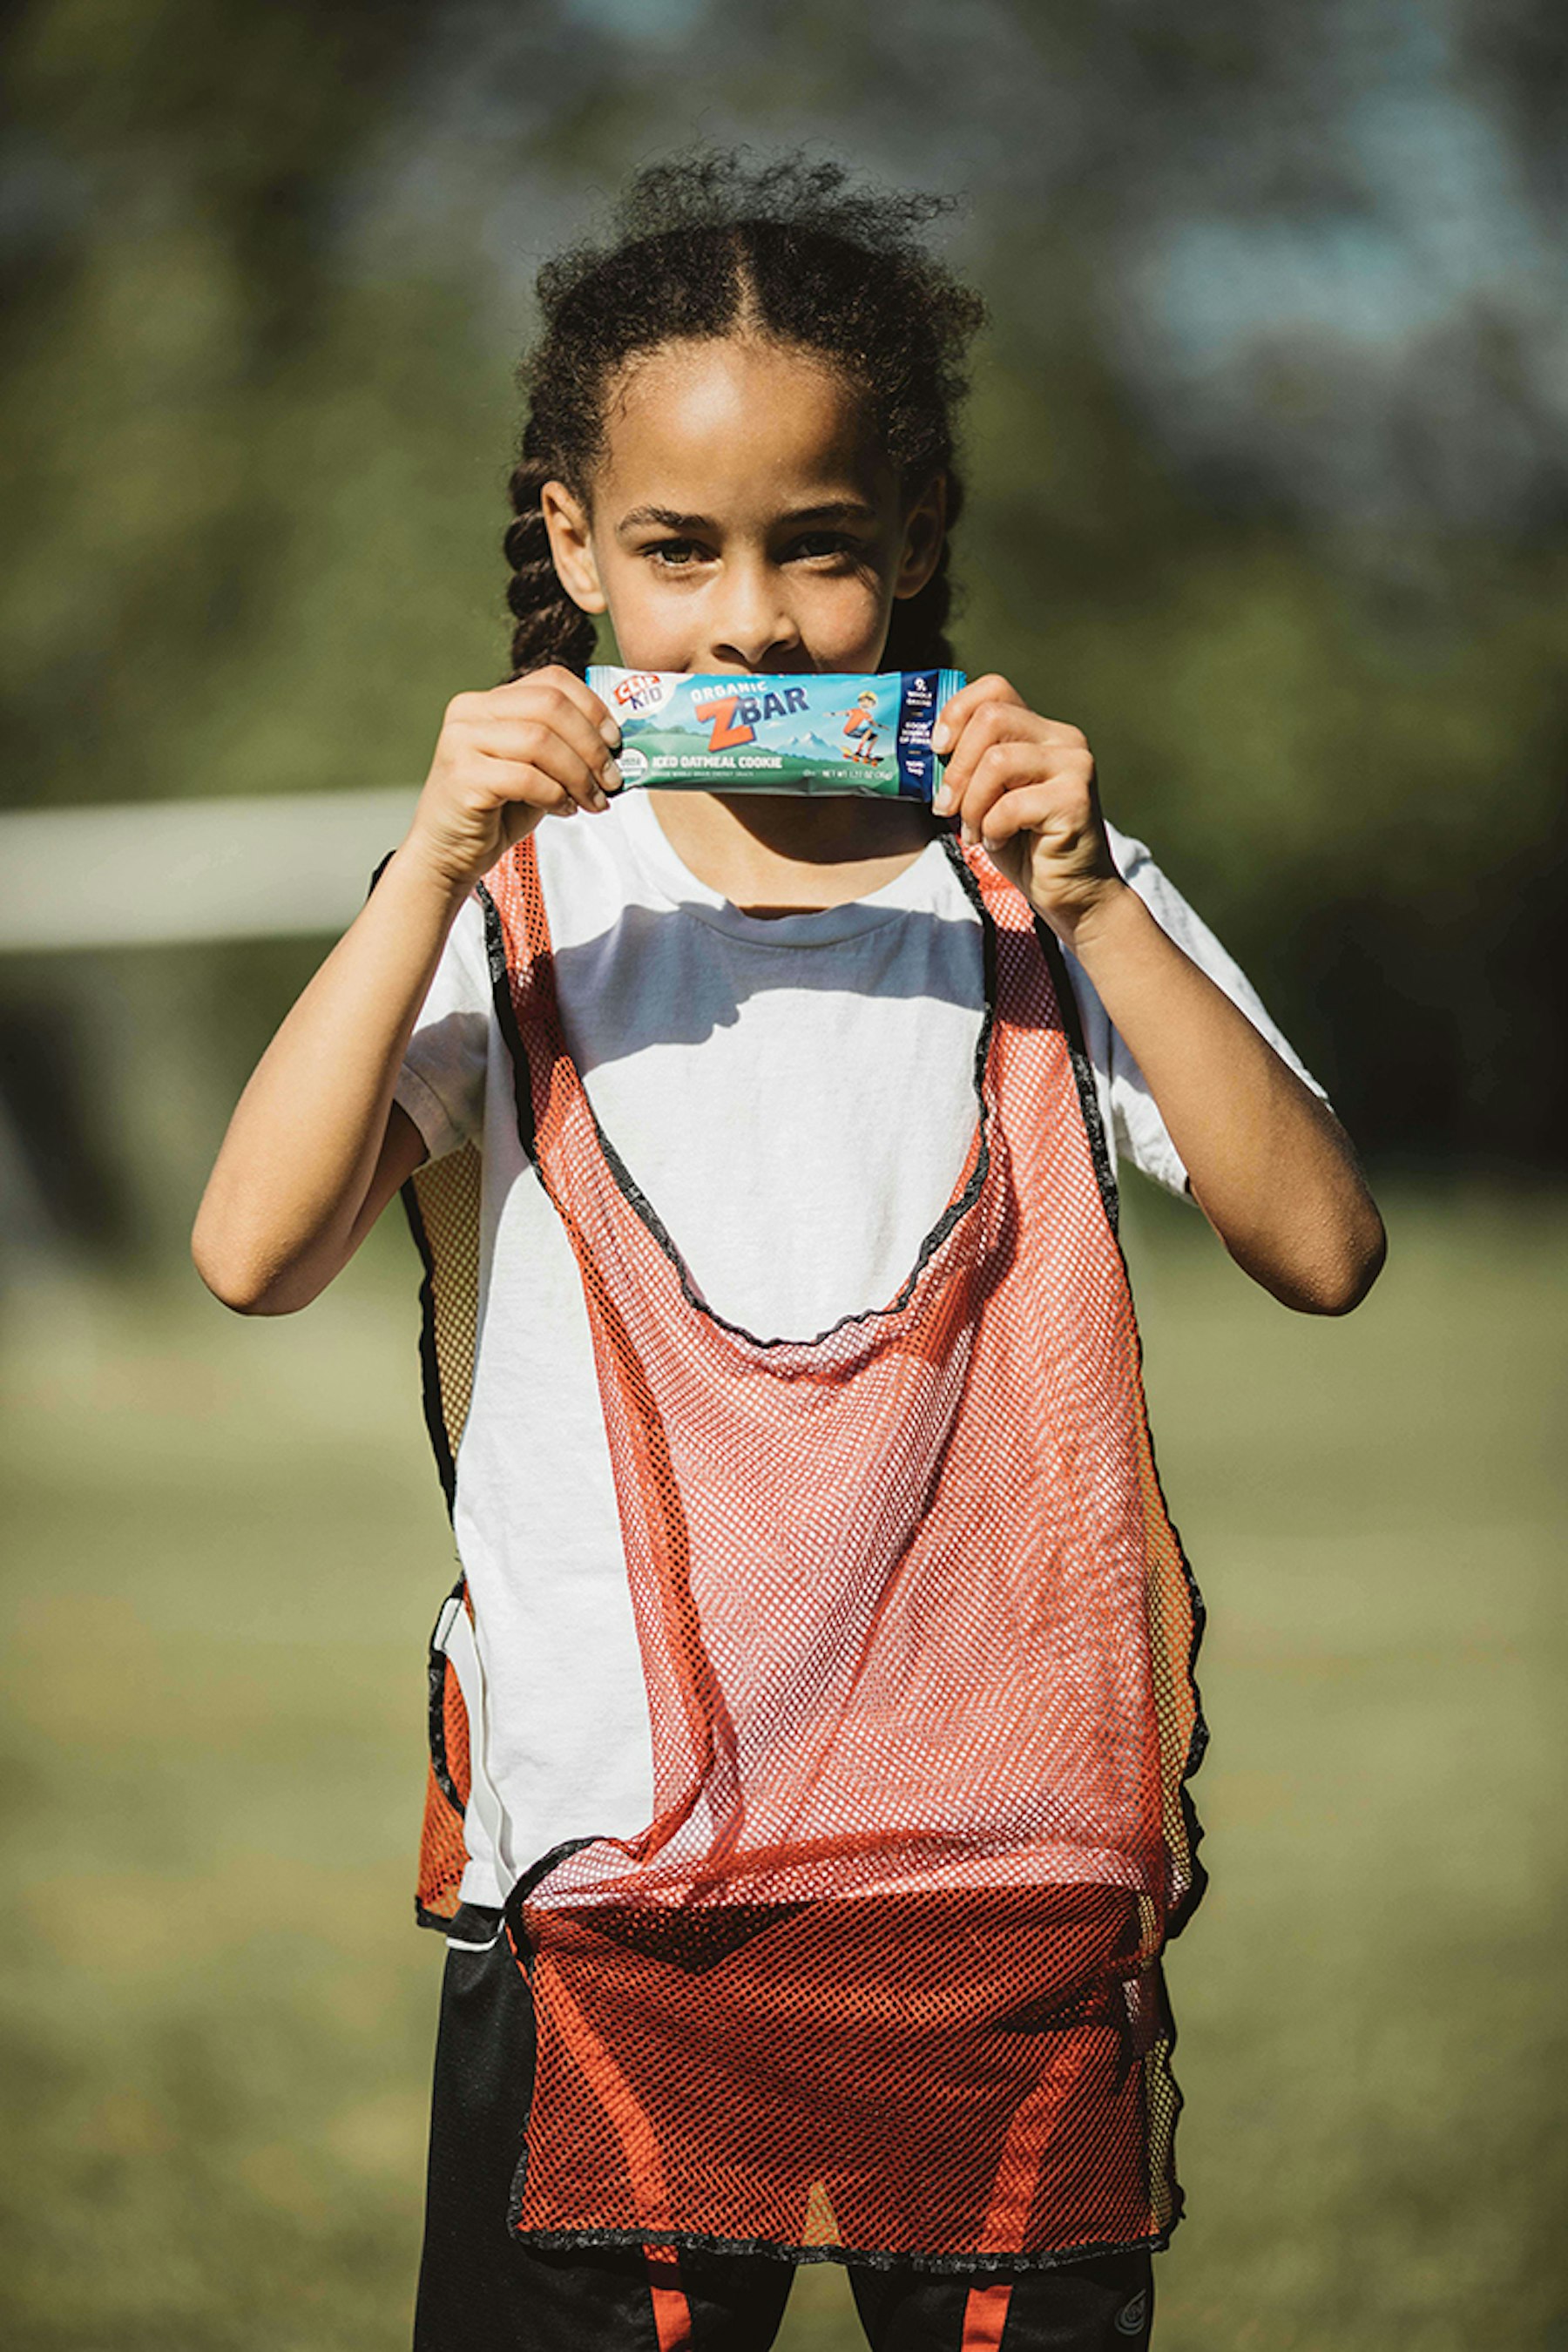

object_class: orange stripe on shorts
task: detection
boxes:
[960,2279,1014,2350]
[645,2247,693,2351]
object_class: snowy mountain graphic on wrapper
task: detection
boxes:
[788,727,864,767]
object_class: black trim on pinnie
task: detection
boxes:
[402,1175,459,1514]
[427,1578,469,1817]
[1031,913,1119,1233]
[501,1834,602,1966]
[367,850,464,1519]
[500,2215,1176,2278]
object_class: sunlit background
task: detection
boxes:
[2,2,1565,2346]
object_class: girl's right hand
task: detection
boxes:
[404,665,624,893]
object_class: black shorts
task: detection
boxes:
[414,1903,1156,2351]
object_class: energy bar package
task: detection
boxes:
[588,666,965,800]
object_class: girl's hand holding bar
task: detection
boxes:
[403,666,623,895]
[193,667,620,1315]
[935,673,1385,1314]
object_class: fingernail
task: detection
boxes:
[962,821,977,847]
[603,759,622,792]
[599,718,622,749]
[589,787,609,812]
[932,723,951,754]
[932,784,952,815]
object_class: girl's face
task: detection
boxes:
[540,336,946,676]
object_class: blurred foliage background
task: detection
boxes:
[3,0,1567,1236]
[1,0,1565,2345]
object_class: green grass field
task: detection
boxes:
[1,1192,1564,2350]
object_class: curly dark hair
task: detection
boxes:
[504,150,987,680]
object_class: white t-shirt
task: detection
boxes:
[395,792,1324,1908]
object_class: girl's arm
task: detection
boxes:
[193,843,463,1315]
[193,667,623,1315]
[936,676,1386,1315]
[1042,882,1380,1311]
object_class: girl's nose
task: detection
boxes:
[708,563,801,672]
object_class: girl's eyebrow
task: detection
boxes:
[615,499,880,537]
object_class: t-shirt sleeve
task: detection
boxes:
[393,890,492,1162]
[1062,823,1330,1201]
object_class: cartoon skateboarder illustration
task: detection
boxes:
[830,686,884,764]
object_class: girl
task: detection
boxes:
[194,153,1384,2352]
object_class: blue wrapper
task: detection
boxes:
[588,667,965,800]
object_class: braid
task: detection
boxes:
[509,150,986,674]
[503,426,598,682]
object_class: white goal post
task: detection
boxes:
[0,790,422,952]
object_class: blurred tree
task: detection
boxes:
[0,0,499,816]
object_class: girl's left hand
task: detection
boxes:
[932,675,1125,949]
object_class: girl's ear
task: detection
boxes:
[893,472,948,602]
[540,480,608,615]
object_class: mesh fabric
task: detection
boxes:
[422,833,1211,2270]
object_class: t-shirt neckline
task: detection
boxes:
[504,824,1004,1354]
[617,787,954,947]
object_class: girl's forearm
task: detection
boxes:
[192,837,466,1314]
[1064,883,1386,1313]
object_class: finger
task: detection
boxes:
[411,754,579,869]
[497,773,574,849]
[952,741,1071,845]
[483,663,623,751]
[936,701,1057,813]
[465,757,602,855]
[470,691,620,814]
[465,714,620,818]
[463,678,623,782]
[931,672,1028,760]
[977,776,1099,855]
[933,671,1086,753]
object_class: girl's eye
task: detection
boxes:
[640,532,862,569]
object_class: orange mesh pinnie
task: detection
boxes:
[409,828,1207,2271]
